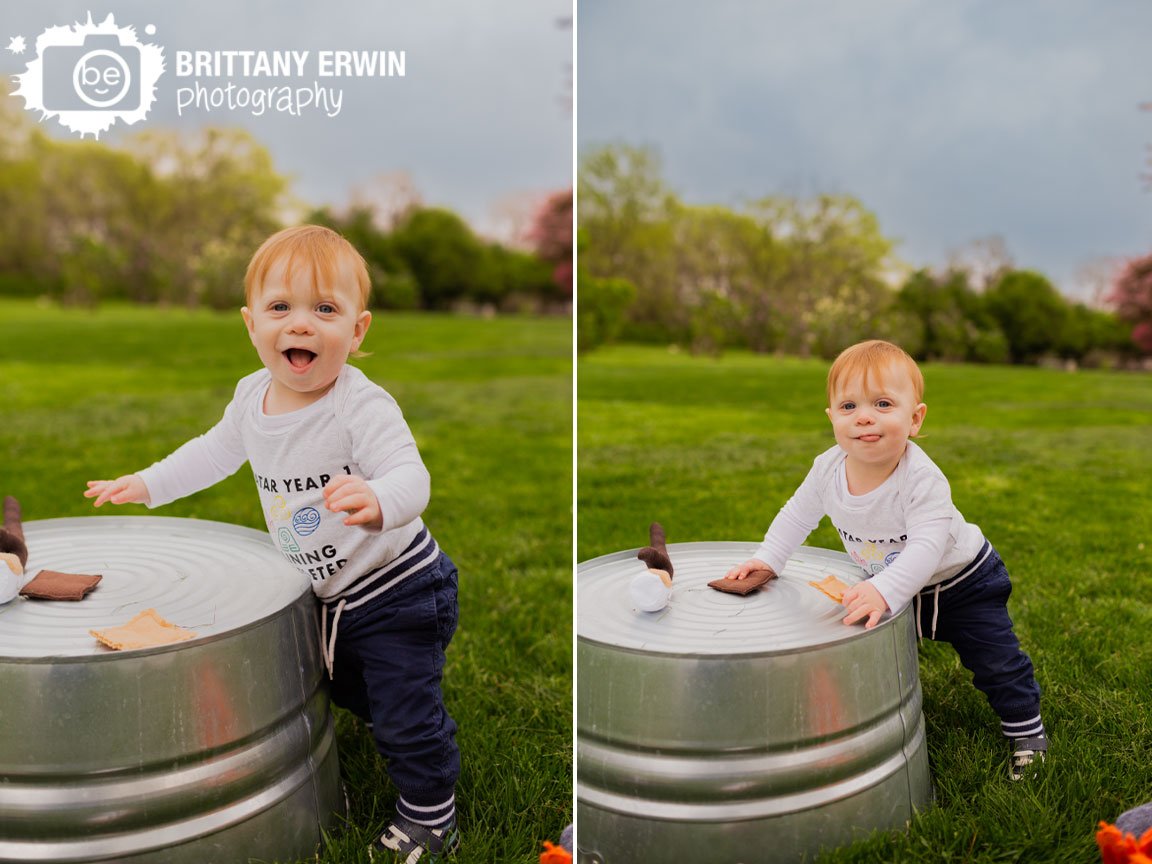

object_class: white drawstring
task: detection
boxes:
[914,583,943,640]
[915,542,992,642]
[930,583,941,641]
[320,599,346,680]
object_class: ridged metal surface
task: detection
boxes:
[579,542,870,655]
[0,517,343,863]
[0,517,307,657]
[577,542,931,864]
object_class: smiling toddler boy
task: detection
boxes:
[725,339,1047,780]
[85,225,462,860]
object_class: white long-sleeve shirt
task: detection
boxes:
[754,441,985,614]
[137,365,433,601]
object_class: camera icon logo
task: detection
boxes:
[11,13,165,139]
[42,34,141,111]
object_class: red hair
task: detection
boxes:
[243,225,370,310]
[827,340,924,404]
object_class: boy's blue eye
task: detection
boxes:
[841,402,856,411]
[271,302,289,312]
[317,303,336,314]
[876,399,893,408]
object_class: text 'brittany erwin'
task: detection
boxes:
[174,51,406,78]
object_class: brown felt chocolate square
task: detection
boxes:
[708,568,777,595]
[20,570,103,601]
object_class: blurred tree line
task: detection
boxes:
[308,188,571,313]
[0,93,570,313]
[579,144,1142,364]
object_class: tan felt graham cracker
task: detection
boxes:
[809,573,851,603]
[90,609,198,651]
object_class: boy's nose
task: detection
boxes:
[285,312,315,333]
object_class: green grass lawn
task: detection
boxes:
[0,298,573,863]
[578,344,1152,863]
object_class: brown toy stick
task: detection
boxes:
[708,568,777,596]
[636,522,673,582]
[0,496,28,568]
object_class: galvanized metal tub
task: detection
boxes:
[577,542,931,863]
[0,517,343,863]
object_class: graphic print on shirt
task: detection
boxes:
[254,467,357,583]
[277,526,300,554]
[837,526,909,575]
[269,494,290,523]
[293,507,321,536]
[850,541,886,574]
[284,542,348,581]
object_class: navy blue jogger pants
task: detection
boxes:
[326,549,460,810]
[916,543,1043,734]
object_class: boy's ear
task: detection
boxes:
[351,309,372,352]
[910,402,928,437]
[240,307,256,341]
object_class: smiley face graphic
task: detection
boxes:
[74,49,132,108]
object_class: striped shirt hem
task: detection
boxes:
[324,526,439,611]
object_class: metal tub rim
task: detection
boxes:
[0,583,317,664]
[578,540,907,658]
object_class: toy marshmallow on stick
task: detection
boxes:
[0,496,30,604]
[1,497,102,603]
[630,522,674,612]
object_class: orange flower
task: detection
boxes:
[540,840,573,864]
[1097,821,1152,864]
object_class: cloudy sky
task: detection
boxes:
[578,0,1152,299]
[3,0,572,239]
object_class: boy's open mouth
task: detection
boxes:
[284,348,317,369]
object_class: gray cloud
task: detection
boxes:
[578,0,1152,297]
[4,0,572,237]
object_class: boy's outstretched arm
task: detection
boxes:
[85,475,152,508]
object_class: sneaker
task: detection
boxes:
[370,816,460,863]
[1009,736,1048,781]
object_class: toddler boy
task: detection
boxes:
[725,339,1047,779]
[86,225,461,860]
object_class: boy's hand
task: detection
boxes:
[85,476,151,508]
[323,475,383,531]
[841,581,889,629]
[0,552,22,576]
[724,558,773,580]
[710,557,777,595]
